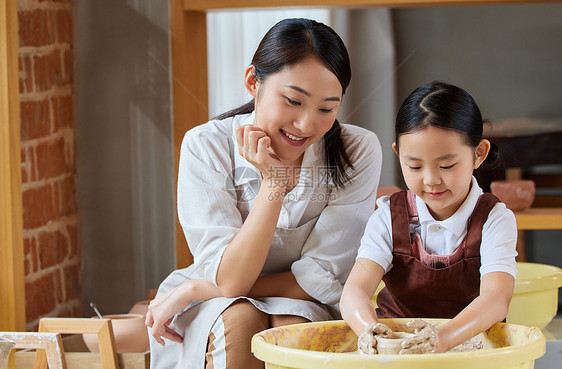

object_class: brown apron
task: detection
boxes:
[376,190,499,319]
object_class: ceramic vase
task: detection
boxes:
[82,314,149,353]
[490,180,535,212]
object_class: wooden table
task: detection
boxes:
[515,208,562,230]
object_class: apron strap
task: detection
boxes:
[464,193,500,258]
[390,190,414,255]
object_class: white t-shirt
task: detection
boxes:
[177,112,383,305]
[357,177,518,278]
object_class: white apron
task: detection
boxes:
[149,212,340,369]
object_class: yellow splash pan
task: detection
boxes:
[252,318,545,369]
[507,262,562,329]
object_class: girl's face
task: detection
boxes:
[245,56,342,165]
[393,126,489,221]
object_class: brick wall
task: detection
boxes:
[18,0,81,330]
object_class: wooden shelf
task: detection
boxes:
[514,208,562,230]
[183,0,562,11]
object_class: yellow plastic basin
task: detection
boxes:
[371,262,562,329]
[252,319,545,369]
[507,262,562,329]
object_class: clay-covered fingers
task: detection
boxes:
[371,322,392,336]
[357,332,377,355]
[399,339,437,354]
[357,322,393,355]
[399,319,439,354]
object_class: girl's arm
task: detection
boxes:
[436,271,515,352]
[340,258,385,337]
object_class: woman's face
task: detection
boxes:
[245,57,343,165]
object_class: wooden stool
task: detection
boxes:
[0,331,66,369]
[36,318,119,369]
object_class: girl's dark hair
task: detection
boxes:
[395,81,499,168]
[216,18,353,188]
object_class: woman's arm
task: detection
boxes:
[436,271,515,352]
[340,258,385,337]
[146,279,222,345]
[147,271,315,345]
[216,125,295,297]
[217,179,286,297]
[248,271,315,301]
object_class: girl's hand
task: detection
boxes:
[145,284,190,346]
[235,125,297,193]
[399,319,440,354]
[357,322,393,355]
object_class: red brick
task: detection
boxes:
[61,48,73,84]
[24,237,33,275]
[22,56,33,93]
[54,269,64,304]
[20,99,51,140]
[30,237,39,273]
[38,230,68,269]
[55,177,77,216]
[63,264,81,301]
[19,57,23,93]
[52,95,73,130]
[21,147,30,183]
[54,9,73,44]
[22,184,56,229]
[36,137,67,180]
[34,50,63,92]
[18,10,54,47]
[18,56,33,94]
[25,273,57,322]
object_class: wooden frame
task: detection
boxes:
[170,0,562,267]
[2,0,561,332]
[0,0,25,331]
[182,0,562,11]
[36,318,118,369]
[0,331,66,369]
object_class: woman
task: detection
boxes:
[146,18,382,368]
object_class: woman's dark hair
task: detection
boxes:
[216,18,353,188]
[395,81,499,168]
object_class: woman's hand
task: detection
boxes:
[145,279,222,346]
[235,125,297,194]
[145,284,189,346]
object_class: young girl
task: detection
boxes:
[146,18,382,368]
[340,81,518,354]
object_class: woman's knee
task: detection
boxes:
[221,300,269,333]
[206,301,268,369]
[269,315,310,328]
